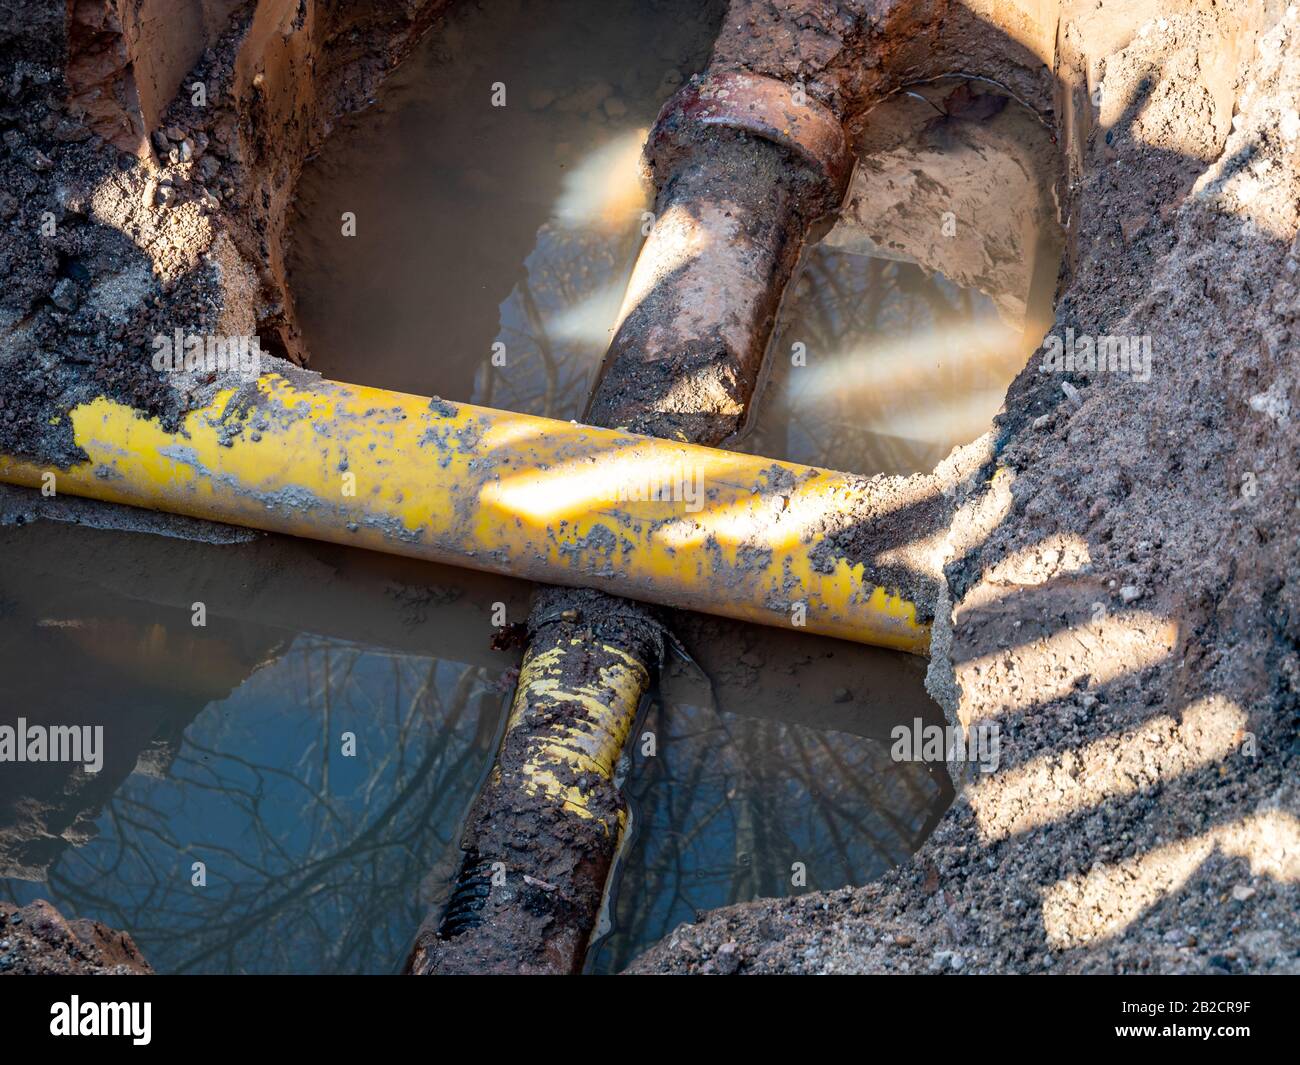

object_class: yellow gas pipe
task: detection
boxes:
[0,372,929,654]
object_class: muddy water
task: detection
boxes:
[0,7,1061,975]
[0,521,531,973]
[289,0,725,417]
[739,251,1032,475]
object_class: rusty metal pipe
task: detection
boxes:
[585,72,853,445]
[418,72,862,975]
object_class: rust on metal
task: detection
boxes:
[649,70,854,213]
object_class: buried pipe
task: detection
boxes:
[0,372,930,653]
[586,72,853,444]
[407,587,664,975]
[412,73,864,974]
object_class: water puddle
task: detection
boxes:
[289,0,725,416]
[1,7,1062,974]
[0,522,530,973]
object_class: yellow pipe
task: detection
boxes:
[0,373,929,653]
[499,637,647,833]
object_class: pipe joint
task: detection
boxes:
[648,70,854,218]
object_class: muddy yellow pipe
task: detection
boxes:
[501,636,646,833]
[0,373,928,653]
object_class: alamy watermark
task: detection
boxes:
[0,718,103,773]
[151,329,262,379]
[891,717,1000,774]
[609,462,705,513]
[1038,327,1152,382]
[50,997,150,1045]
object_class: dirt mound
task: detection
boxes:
[0,898,151,975]
[630,0,1300,975]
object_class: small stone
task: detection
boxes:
[151,130,171,153]
[180,138,194,162]
[1121,214,1148,243]
[1061,381,1082,406]
[1231,884,1256,901]
[165,125,186,143]
[155,185,176,207]
[1032,413,1051,430]
[1118,585,1141,604]
[893,933,914,947]
[0,190,16,219]
[25,148,53,171]
[50,278,79,312]
[714,941,741,975]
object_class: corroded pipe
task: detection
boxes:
[0,372,929,652]
[585,71,852,445]
[406,588,662,975]
[420,68,864,975]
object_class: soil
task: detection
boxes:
[630,0,1300,974]
[0,0,450,470]
[0,898,152,974]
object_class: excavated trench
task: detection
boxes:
[1,0,1297,976]
[1,0,1055,976]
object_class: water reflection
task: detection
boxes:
[739,250,1034,476]
[289,0,720,417]
[0,524,520,974]
[0,519,951,974]
[12,642,501,974]
[588,661,946,973]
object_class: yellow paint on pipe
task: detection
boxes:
[0,373,929,653]
[503,639,646,830]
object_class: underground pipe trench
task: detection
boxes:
[0,0,1071,972]
[3,0,1292,979]
[0,66,944,973]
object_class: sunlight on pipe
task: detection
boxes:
[611,200,714,330]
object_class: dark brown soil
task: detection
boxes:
[0,898,152,974]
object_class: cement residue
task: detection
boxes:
[630,0,1300,975]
